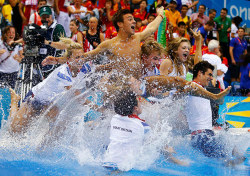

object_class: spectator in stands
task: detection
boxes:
[39,5,66,77]
[240,53,250,96]
[214,8,231,63]
[69,19,83,47]
[67,0,88,32]
[19,0,38,30]
[230,16,242,41]
[165,0,182,32]
[180,5,191,32]
[11,0,23,37]
[139,14,156,32]
[190,4,209,31]
[0,26,23,89]
[0,0,17,33]
[134,18,142,33]
[149,0,168,14]
[229,27,247,82]
[197,20,215,45]
[29,0,47,26]
[121,0,131,10]
[82,17,104,52]
[181,0,199,17]
[133,0,148,25]
[99,0,116,32]
[54,0,70,37]
[207,9,217,41]
[202,40,228,90]
[172,21,190,40]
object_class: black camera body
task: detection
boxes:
[22,23,47,62]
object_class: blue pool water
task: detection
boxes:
[0,87,249,176]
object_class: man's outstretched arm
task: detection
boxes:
[138,6,165,41]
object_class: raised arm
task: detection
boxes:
[192,29,202,65]
[138,7,164,41]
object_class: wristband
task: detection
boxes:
[159,14,164,19]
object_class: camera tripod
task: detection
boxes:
[15,47,44,101]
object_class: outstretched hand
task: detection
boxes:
[42,56,57,66]
[191,28,201,41]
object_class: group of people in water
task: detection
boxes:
[7,7,246,171]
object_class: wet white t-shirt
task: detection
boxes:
[185,83,212,131]
[32,64,73,102]
[103,114,150,171]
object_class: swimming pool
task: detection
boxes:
[0,88,249,175]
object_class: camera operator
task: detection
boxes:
[38,5,66,78]
[0,26,24,89]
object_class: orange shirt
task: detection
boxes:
[165,9,182,31]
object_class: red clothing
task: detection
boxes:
[190,45,209,55]
[58,0,68,12]
[140,26,146,32]
[21,0,37,23]
[101,10,116,31]
[222,57,229,67]
[83,0,96,11]
[120,0,130,10]
[133,9,148,21]
[105,26,117,39]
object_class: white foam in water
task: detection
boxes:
[0,70,249,175]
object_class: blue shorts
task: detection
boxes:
[102,162,119,171]
[191,129,227,158]
[23,90,50,113]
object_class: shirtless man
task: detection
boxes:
[42,8,230,100]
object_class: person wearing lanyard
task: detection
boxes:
[185,61,245,166]
[229,27,248,82]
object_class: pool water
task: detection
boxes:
[0,85,249,176]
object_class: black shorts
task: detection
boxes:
[230,64,240,79]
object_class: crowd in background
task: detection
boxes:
[0,0,250,96]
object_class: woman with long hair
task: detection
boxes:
[0,26,23,89]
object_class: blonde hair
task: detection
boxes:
[60,37,83,59]
[141,40,165,57]
[166,37,191,76]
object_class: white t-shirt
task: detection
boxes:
[185,85,212,131]
[0,41,23,73]
[103,114,150,171]
[202,53,228,89]
[32,64,74,102]
[230,23,238,41]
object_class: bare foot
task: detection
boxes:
[9,88,20,103]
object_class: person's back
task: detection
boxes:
[103,90,150,170]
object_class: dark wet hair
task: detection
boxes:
[193,61,214,79]
[114,90,138,116]
[238,27,245,32]
[112,9,132,32]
